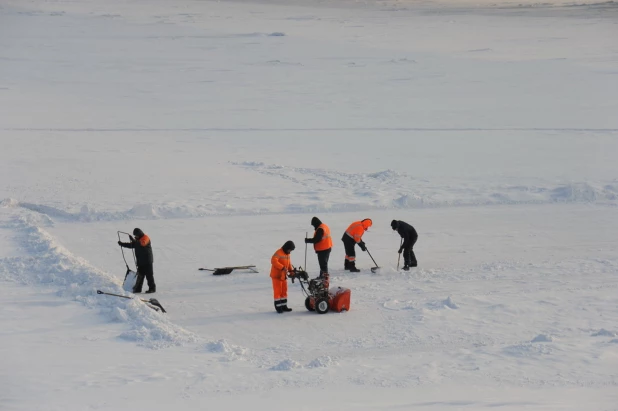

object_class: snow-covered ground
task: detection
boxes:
[1,0,617,410]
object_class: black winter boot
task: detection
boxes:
[145,288,156,294]
[274,302,283,313]
[402,265,410,271]
[349,262,360,273]
[344,259,350,270]
[282,305,293,312]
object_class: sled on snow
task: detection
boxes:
[198,265,258,275]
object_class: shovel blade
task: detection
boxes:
[370,267,380,273]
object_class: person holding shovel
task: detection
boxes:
[341,218,372,272]
[391,220,418,270]
[304,216,332,278]
[118,228,156,294]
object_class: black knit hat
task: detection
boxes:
[391,220,398,230]
[133,228,144,237]
[282,240,295,253]
[311,216,321,228]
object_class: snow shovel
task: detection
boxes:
[198,265,258,275]
[117,231,138,291]
[397,238,403,271]
[96,290,167,313]
[365,248,380,273]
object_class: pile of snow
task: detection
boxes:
[270,359,302,371]
[503,343,555,357]
[428,296,459,310]
[306,356,338,368]
[531,334,554,343]
[0,213,197,349]
[591,329,617,337]
[201,339,248,361]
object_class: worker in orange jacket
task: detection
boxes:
[304,216,332,277]
[270,241,296,313]
[341,219,372,272]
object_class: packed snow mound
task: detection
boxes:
[0,214,197,349]
[531,334,554,343]
[2,176,616,223]
[306,356,338,368]
[591,329,617,337]
[202,339,247,355]
[0,198,19,208]
[503,343,556,357]
[271,359,302,371]
[550,183,598,202]
[428,296,459,310]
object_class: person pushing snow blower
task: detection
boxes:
[341,218,372,272]
[391,220,418,270]
[304,216,332,277]
[118,228,156,294]
[270,241,296,313]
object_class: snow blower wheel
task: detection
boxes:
[305,296,315,311]
[315,297,330,314]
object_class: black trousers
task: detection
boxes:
[134,264,156,292]
[342,235,357,264]
[403,235,418,266]
[316,249,331,275]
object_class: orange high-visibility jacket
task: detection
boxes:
[314,223,332,252]
[345,219,372,243]
[270,248,293,280]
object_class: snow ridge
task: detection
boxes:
[2,178,617,224]
[0,212,197,349]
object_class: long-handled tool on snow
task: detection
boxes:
[198,265,258,275]
[397,238,403,271]
[96,290,167,313]
[304,232,308,271]
[117,231,140,291]
[117,231,137,272]
[365,247,380,273]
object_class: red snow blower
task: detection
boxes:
[291,268,351,314]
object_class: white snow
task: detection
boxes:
[1,0,618,409]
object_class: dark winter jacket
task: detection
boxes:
[395,220,418,249]
[120,235,154,266]
[305,217,325,244]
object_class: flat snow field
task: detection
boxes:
[1,0,617,410]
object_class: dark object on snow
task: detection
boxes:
[198,265,258,275]
[96,290,167,313]
[391,220,418,269]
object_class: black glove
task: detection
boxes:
[304,238,310,243]
[398,247,403,254]
[118,241,123,246]
[359,241,366,251]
